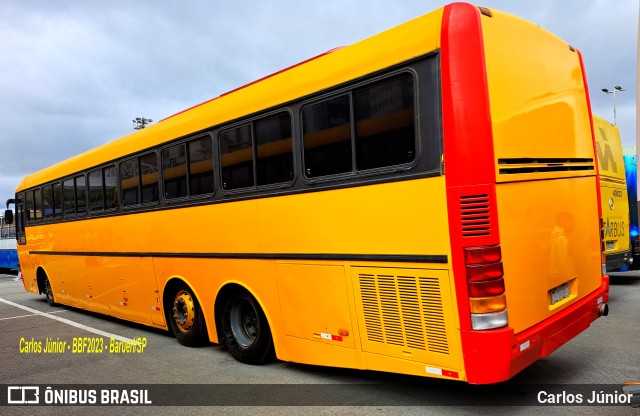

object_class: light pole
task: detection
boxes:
[133,117,153,130]
[601,86,624,125]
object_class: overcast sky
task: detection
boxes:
[0,0,637,203]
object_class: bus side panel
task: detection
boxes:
[350,266,462,371]
[152,257,282,348]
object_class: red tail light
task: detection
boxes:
[464,245,508,330]
[464,245,501,264]
[468,278,505,297]
[465,262,504,282]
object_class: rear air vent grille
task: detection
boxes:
[359,273,449,354]
[498,158,594,175]
[460,194,491,237]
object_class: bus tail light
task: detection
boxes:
[469,294,507,313]
[470,310,509,331]
[467,278,505,297]
[464,245,508,330]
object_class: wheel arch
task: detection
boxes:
[213,281,281,356]
[35,265,49,295]
[162,276,213,343]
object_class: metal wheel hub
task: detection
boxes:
[173,290,195,333]
[230,298,259,348]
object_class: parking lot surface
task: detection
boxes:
[0,271,638,415]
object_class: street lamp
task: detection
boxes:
[601,86,624,125]
[132,117,153,130]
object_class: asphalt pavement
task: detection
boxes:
[0,270,638,416]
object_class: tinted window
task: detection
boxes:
[188,137,214,195]
[162,144,187,199]
[75,175,87,214]
[220,124,254,190]
[25,190,34,221]
[89,170,104,211]
[302,95,352,177]
[34,188,43,220]
[63,179,76,215]
[120,159,139,206]
[255,113,293,186]
[16,192,25,238]
[53,182,63,218]
[140,153,159,203]
[42,185,53,220]
[104,166,117,209]
[354,74,415,170]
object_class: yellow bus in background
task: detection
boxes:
[594,115,632,271]
[6,3,609,384]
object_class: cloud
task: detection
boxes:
[0,0,637,202]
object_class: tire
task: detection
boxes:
[168,285,208,347]
[221,288,273,364]
[43,274,57,306]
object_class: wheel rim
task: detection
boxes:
[229,298,259,348]
[173,290,195,333]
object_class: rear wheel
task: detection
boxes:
[43,274,57,306]
[221,288,273,364]
[169,285,208,347]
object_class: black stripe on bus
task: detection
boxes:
[28,251,448,264]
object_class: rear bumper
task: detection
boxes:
[461,276,609,384]
[606,250,632,271]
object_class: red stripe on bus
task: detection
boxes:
[441,3,499,325]
[441,2,502,382]
[577,49,603,221]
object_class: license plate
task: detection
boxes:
[550,282,570,305]
[606,241,615,251]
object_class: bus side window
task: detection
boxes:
[104,166,118,209]
[255,112,294,186]
[53,182,63,219]
[120,159,140,206]
[188,137,214,195]
[302,94,352,178]
[89,170,104,211]
[163,144,188,199]
[34,188,43,220]
[140,152,159,203]
[25,190,34,221]
[220,124,254,190]
[42,185,53,220]
[75,175,87,214]
[63,178,76,215]
[354,74,416,170]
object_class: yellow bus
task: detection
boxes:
[6,3,609,384]
[593,115,632,271]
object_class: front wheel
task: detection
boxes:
[168,285,208,347]
[221,288,273,364]
[43,274,57,306]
